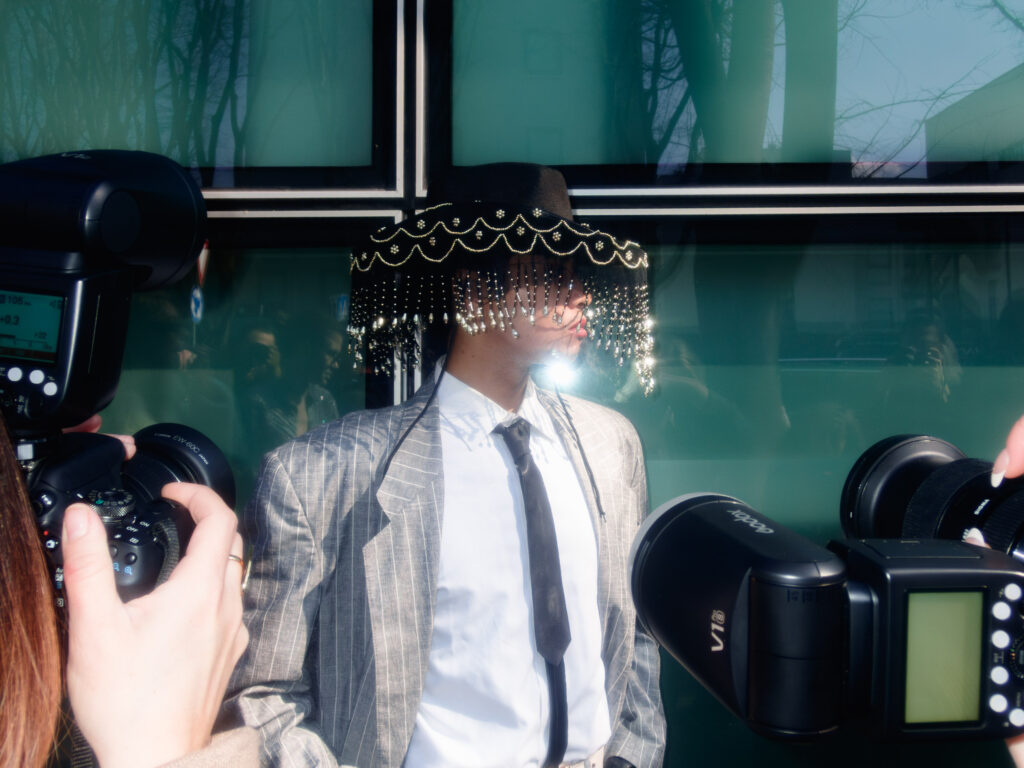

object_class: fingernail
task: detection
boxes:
[63,504,90,541]
[964,527,987,546]
[993,450,1009,488]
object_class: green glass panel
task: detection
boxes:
[452,0,1024,174]
[452,0,640,165]
[554,234,1022,766]
[100,247,363,509]
[570,240,1024,535]
[0,0,373,168]
[244,0,373,167]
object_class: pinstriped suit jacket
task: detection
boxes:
[225,375,666,768]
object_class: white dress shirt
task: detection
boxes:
[405,372,611,767]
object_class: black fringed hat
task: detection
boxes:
[348,163,655,393]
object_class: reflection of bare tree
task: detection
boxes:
[779,0,838,162]
[837,66,985,177]
[621,3,836,458]
[970,0,1024,33]
[631,0,1024,174]
[834,0,1024,176]
[0,0,249,170]
[834,1,1012,177]
[627,0,837,167]
[668,0,776,162]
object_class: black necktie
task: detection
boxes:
[495,417,570,767]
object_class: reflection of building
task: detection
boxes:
[926,62,1024,177]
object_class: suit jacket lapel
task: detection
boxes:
[364,383,444,768]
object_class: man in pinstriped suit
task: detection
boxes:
[225,165,666,767]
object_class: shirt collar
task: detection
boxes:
[434,366,557,446]
[436,369,509,436]
[517,380,558,446]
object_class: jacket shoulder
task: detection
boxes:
[266,400,413,467]
[543,388,640,440]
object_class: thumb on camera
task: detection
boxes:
[62,503,121,616]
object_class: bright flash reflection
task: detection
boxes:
[539,358,578,389]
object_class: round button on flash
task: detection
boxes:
[1007,583,1023,602]
[994,602,1013,621]
[1012,709,1024,728]
[7,367,22,382]
[29,369,44,384]
[992,666,1010,685]
[991,694,1009,713]
[993,630,1012,649]
[42,382,57,396]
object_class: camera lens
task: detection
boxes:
[841,434,1024,561]
[122,422,236,509]
[841,435,964,539]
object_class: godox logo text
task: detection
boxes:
[728,508,773,534]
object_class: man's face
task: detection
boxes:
[245,329,281,381]
[495,255,590,366]
[320,331,344,386]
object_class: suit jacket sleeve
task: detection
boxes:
[161,728,260,768]
[607,422,666,768]
[223,449,341,768]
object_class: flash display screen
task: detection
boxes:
[904,590,983,724]
[0,289,64,365]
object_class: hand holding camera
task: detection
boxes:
[994,416,1024,490]
[989,414,1024,768]
[62,482,249,768]
[32,422,236,603]
[0,150,253,766]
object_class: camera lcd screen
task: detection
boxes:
[0,289,64,365]
[904,590,983,724]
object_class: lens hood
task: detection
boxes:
[841,434,964,539]
[126,423,236,509]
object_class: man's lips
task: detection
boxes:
[572,314,587,339]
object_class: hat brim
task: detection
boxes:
[352,202,648,277]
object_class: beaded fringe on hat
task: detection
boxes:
[348,202,655,394]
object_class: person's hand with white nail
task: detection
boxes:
[992,416,1024,768]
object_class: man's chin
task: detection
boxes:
[551,340,583,363]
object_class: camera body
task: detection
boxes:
[30,424,235,603]
[0,150,233,602]
[630,491,1024,742]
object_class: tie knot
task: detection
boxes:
[495,418,531,466]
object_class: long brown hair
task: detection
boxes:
[0,415,62,768]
